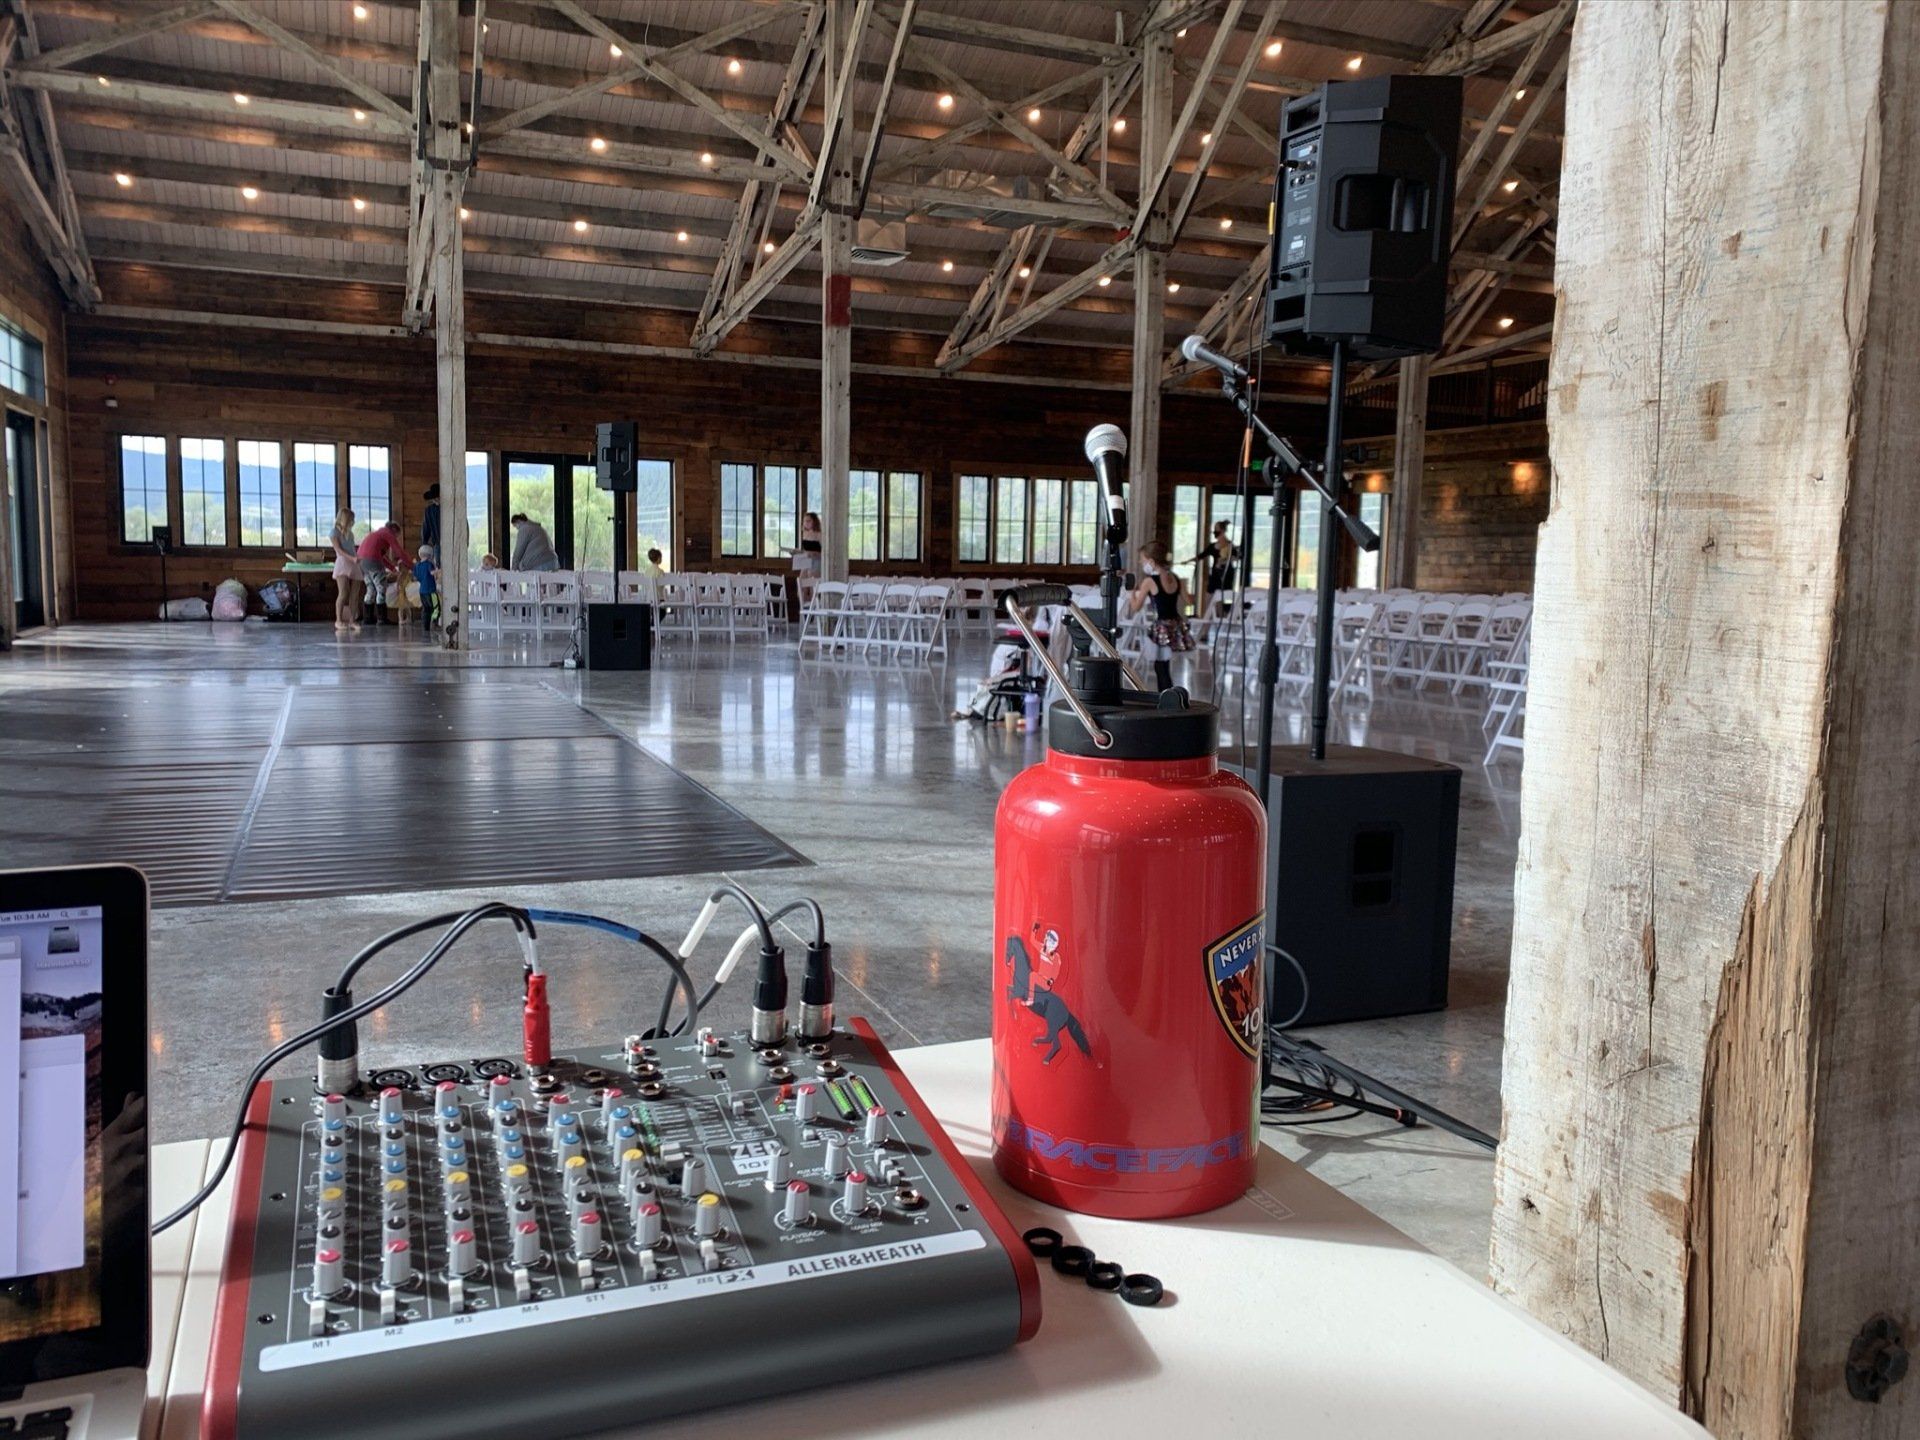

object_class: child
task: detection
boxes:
[480,553,501,572]
[412,544,441,631]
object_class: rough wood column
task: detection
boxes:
[1125,27,1170,549]
[817,1,852,583]
[424,0,465,642]
[1386,354,1429,588]
[1490,5,1920,1437]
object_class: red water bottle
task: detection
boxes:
[991,627,1267,1219]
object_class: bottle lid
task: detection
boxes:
[1048,685,1218,760]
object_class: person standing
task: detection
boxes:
[508,512,561,572]
[356,519,414,625]
[420,484,441,558]
[329,506,361,633]
[1127,540,1194,692]
[1200,521,1236,636]
[784,512,824,577]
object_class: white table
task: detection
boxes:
[147,1039,1705,1439]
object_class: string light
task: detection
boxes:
[352,196,367,211]
[459,206,470,220]
[609,43,622,57]
[352,3,368,18]
[96,75,110,86]
[353,109,367,122]
[763,240,775,254]
[1018,265,1031,278]
[1027,107,1041,123]
[1502,178,1519,192]
[590,137,607,152]
[937,93,954,110]
[1264,40,1282,57]
[700,152,714,166]
[1200,131,1212,146]
[1515,88,1527,100]
[1345,56,1363,71]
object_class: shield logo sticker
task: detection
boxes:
[1205,916,1265,1060]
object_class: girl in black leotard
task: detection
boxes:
[1128,540,1194,691]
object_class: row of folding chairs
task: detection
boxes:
[466,569,789,646]
[796,581,953,662]
[650,573,785,647]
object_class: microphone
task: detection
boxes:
[1083,424,1128,536]
[1180,334,1251,383]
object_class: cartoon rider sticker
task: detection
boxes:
[1002,923,1092,1065]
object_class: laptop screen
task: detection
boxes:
[0,905,105,1345]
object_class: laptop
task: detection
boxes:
[0,867,149,1440]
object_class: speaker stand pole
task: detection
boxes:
[1308,339,1346,762]
[612,490,630,577]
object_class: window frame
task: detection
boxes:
[234,438,285,549]
[715,458,918,570]
[117,434,170,546]
[957,468,1104,572]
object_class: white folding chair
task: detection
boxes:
[902,584,952,662]
[498,572,541,640]
[617,570,656,606]
[466,570,503,642]
[842,581,885,653]
[692,575,735,641]
[653,575,699,650]
[1446,598,1501,697]
[578,569,615,606]
[1483,615,1532,765]
[729,575,770,641]
[536,571,580,638]
[797,580,845,656]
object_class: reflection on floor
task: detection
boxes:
[0,620,1523,1276]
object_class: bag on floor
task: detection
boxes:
[212,578,249,621]
[259,579,296,620]
[158,597,210,620]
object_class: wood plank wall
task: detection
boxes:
[0,199,73,636]
[1357,420,1549,592]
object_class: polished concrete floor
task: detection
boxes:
[0,620,1522,1276]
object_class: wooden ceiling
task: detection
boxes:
[0,0,1568,381]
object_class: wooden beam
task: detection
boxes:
[1424,1,1570,77]
[547,0,810,183]
[1452,44,1571,245]
[802,0,877,217]
[423,0,467,646]
[819,0,853,583]
[1428,320,1549,371]
[1128,21,1173,548]
[1133,0,1242,236]
[852,0,914,214]
[690,217,821,353]
[1160,241,1265,383]
[7,65,406,135]
[402,0,434,326]
[0,0,98,305]
[1492,8,1920,1435]
[12,0,215,73]
[209,0,410,123]
[899,8,1124,63]
[940,239,1136,372]
[1166,1,1279,243]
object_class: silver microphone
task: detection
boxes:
[1083,424,1127,531]
[1180,333,1252,382]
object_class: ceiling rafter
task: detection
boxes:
[0,0,97,305]
[208,0,409,124]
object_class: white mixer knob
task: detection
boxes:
[382,1239,414,1287]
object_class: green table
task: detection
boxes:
[280,561,335,622]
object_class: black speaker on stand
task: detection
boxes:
[584,422,651,671]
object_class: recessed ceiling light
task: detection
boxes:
[1264,40,1282,57]
[1112,117,1126,132]
[941,259,953,272]
[352,196,366,210]
[1027,107,1041,123]
[1497,316,1514,329]
[677,230,690,242]
[1018,265,1031,278]
[1097,275,1111,287]
[1515,88,1527,100]
[763,240,775,254]
[1167,281,1180,293]
[1176,28,1188,38]
[241,185,260,200]
[352,3,368,19]
[353,109,367,122]
[573,219,588,232]
[700,151,714,165]
[1346,56,1363,71]
[459,206,470,220]
[113,172,133,187]
[590,137,607,152]
[937,93,954,110]
[96,75,110,86]
[727,58,742,75]
[1502,178,1519,192]
[609,43,622,57]
[1200,131,1212,146]
[233,92,250,105]
[1218,216,1232,230]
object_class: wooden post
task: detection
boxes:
[1386,354,1429,589]
[1490,5,1920,1437]
[424,0,465,644]
[818,0,852,583]
[1126,27,1171,549]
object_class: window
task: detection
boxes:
[119,435,167,543]
[1029,479,1065,566]
[847,469,880,561]
[573,463,615,571]
[885,471,921,561]
[804,467,821,523]
[464,450,490,567]
[1067,479,1099,565]
[1172,485,1204,576]
[236,440,283,546]
[635,458,673,567]
[993,476,1026,564]
[1293,493,1322,592]
[348,445,390,538]
[719,462,756,557]
[762,465,801,558]
[294,442,336,547]
[0,320,44,402]
[180,438,227,547]
[1353,492,1388,589]
[957,475,990,562]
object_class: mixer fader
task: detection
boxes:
[204,1019,1038,1440]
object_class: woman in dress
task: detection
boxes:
[329,506,361,632]
[1128,540,1194,692]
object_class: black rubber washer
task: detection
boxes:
[1022,1226,1063,1257]
[1120,1272,1165,1307]
[1051,1245,1096,1277]
[1087,1260,1125,1291]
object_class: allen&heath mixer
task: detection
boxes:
[203,1018,1039,1439]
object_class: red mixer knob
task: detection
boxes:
[511,1220,541,1268]
[382,1239,413,1288]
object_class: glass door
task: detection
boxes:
[502,451,592,568]
[5,412,44,631]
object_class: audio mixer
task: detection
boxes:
[203,1018,1039,1440]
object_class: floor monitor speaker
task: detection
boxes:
[583,602,652,671]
